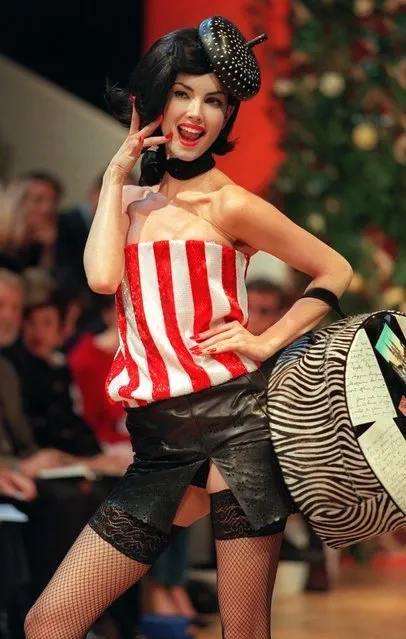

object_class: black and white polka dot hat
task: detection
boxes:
[198,16,267,101]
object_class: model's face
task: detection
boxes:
[162,73,233,162]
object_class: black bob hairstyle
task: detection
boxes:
[106,27,240,186]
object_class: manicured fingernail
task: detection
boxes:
[190,346,202,354]
[165,133,173,140]
[129,95,135,105]
[208,348,217,353]
[191,334,201,340]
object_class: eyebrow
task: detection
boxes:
[174,81,227,97]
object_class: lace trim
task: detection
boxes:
[89,500,169,564]
[210,490,286,540]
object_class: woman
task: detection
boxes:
[0,175,60,274]
[25,17,353,639]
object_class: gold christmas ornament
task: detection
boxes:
[382,287,405,308]
[373,248,395,280]
[303,74,319,91]
[392,58,406,90]
[293,1,312,25]
[319,72,346,98]
[354,0,375,17]
[302,149,317,163]
[291,50,312,67]
[352,122,379,150]
[350,65,366,82]
[325,198,341,214]
[273,77,295,97]
[348,272,365,293]
[393,133,406,165]
[307,213,326,233]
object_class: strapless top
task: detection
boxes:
[106,240,259,406]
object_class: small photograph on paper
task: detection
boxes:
[375,324,406,386]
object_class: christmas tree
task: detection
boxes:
[269,0,406,313]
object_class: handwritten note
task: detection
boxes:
[359,417,406,514]
[346,329,396,426]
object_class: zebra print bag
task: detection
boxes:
[267,289,406,548]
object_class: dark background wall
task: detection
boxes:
[1,0,143,111]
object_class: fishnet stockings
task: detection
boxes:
[216,533,283,639]
[24,497,180,639]
[211,490,284,639]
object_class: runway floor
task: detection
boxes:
[197,563,406,638]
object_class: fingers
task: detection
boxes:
[194,321,240,342]
[138,114,164,139]
[129,96,140,136]
[143,134,172,148]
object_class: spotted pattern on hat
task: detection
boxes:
[198,16,263,101]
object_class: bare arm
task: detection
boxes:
[83,172,130,293]
[196,187,353,360]
[84,103,169,294]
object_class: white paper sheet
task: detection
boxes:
[359,417,406,514]
[0,504,29,523]
[38,464,96,480]
[346,329,396,426]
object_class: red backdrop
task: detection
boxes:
[143,0,290,194]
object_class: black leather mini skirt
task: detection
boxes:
[94,370,296,535]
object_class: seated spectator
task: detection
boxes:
[3,295,130,472]
[0,467,36,501]
[68,295,130,448]
[0,173,62,274]
[247,278,291,337]
[0,286,139,631]
[0,269,25,348]
[0,354,71,477]
[0,466,35,639]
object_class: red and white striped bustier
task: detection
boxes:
[106,240,259,406]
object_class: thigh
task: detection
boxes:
[206,460,230,494]
[173,485,210,527]
[25,525,151,639]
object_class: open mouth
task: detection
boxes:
[177,124,205,146]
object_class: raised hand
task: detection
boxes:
[109,98,172,181]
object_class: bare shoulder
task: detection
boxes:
[213,184,252,226]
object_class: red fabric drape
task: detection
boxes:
[143,1,290,194]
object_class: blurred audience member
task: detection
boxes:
[68,295,130,448]
[3,295,130,472]
[56,172,104,291]
[247,278,290,337]
[0,467,37,501]
[0,466,35,639]
[56,171,135,291]
[0,269,25,348]
[0,354,71,477]
[0,173,62,274]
